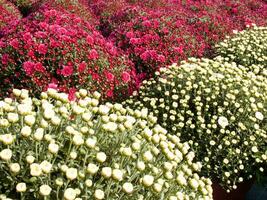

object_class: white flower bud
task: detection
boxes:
[39,185,52,196]
[96,152,107,163]
[123,182,134,194]
[112,169,123,181]
[48,143,59,154]
[66,168,78,180]
[21,126,31,137]
[64,188,76,200]
[0,149,12,161]
[30,163,42,176]
[9,163,20,173]
[40,160,52,174]
[87,163,99,175]
[26,155,35,164]
[101,167,112,178]
[142,175,154,187]
[94,189,104,200]
[16,183,26,192]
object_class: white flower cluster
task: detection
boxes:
[0,89,212,199]
[124,58,267,191]
[215,25,267,76]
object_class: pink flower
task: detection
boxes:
[122,72,131,83]
[157,55,166,63]
[61,65,73,76]
[106,72,114,81]
[68,88,76,101]
[126,31,134,38]
[48,83,58,90]
[106,89,114,98]
[23,61,35,76]
[34,62,45,73]
[88,49,99,60]
[78,62,86,73]
[86,35,94,45]
[129,38,140,45]
[140,51,150,61]
[10,39,19,49]
[37,44,47,55]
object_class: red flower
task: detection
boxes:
[157,55,166,63]
[106,72,114,81]
[68,88,76,101]
[88,49,99,60]
[106,89,114,97]
[23,61,35,76]
[34,62,45,73]
[78,62,87,73]
[61,65,73,76]
[10,39,19,49]
[86,35,94,45]
[37,44,47,55]
[122,71,131,83]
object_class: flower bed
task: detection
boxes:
[215,25,267,76]
[0,5,136,100]
[124,58,267,191]
[0,0,21,34]
[0,88,213,199]
[91,0,267,79]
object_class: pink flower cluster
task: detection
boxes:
[0,4,136,100]
[0,0,21,33]
[90,0,267,78]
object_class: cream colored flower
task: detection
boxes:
[16,183,26,192]
[30,163,42,176]
[64,188,76,200]
[0,149,12,161]
[40,160,52,174]
[39,185,52,196]
[142,175,154,187]
[66,168,78,180]
[122,182,134,194]
[96,152,106,163]
[94,189,105,200]
[9,163,20,173]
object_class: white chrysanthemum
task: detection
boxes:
[0,149,12,161]
[39,185,52,196]
[123,182,134,194]
[255,112,264,120]
[218,116,229,128]
[40,160,52,174]
[16,183,26,193]
[64,188,76,200]
[87,163,99,175]
[0,134,14,145]
[9,163,20,173]
[66,168,78,180]
[94,189,105,200]
[48,143,59,154]
[96,152,107,163]
[30,163,42,176]
[112,169,123,181]
[142,175,154,187]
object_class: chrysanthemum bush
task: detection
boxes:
[92,0,267,79]
[215,25,267,76]
[0,6,136,100]
[0,0,21,33]
[123,58,267,191]
[0,88,213,199]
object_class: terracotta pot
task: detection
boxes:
[212,179,254,200]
